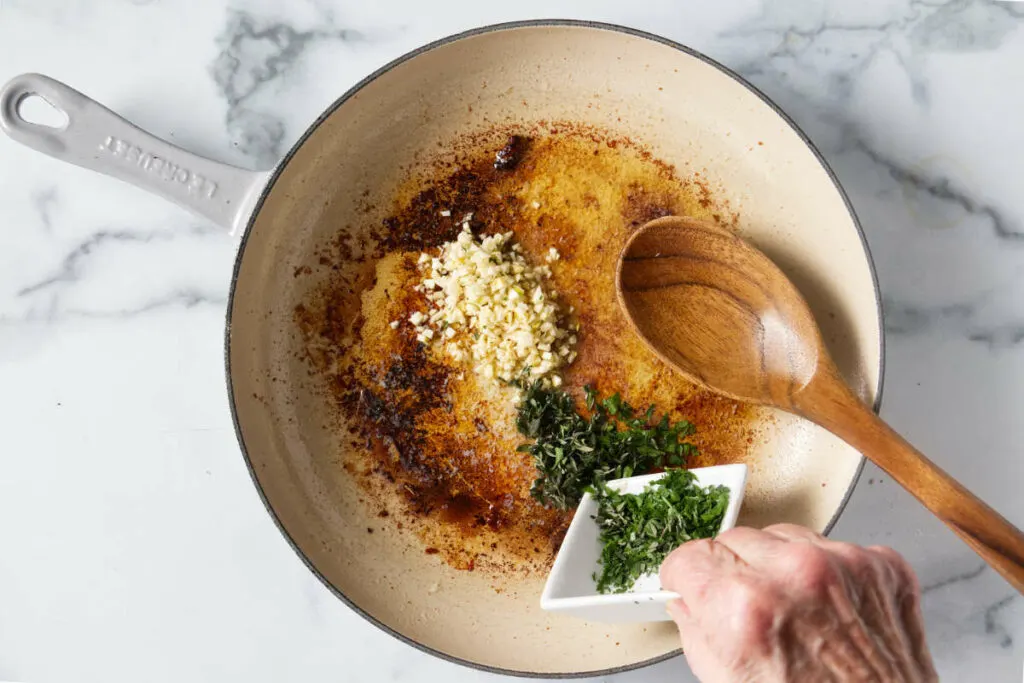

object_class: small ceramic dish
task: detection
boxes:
[540,464,748,623]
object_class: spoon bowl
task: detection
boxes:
[617,216,1024,594]
[618,216,822,407]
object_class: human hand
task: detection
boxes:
[659,524,937,682]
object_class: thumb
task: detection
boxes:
[666,597,690,622]
[667,597,719,683]
[666,598,699,646]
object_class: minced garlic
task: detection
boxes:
[410,225,577,387]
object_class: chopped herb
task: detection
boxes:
[591,469,730,594]
[515,382,697,509]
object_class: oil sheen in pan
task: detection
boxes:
[293,124,766,576]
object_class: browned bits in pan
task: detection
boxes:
[294,123,754,576]
[494,135,527,170]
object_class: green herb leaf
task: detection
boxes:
[592,469,730,594]
[515,382,700,509]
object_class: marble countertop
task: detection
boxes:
[1,1,1022,681]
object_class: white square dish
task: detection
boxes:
[540,463,748,623]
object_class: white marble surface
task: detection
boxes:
[1,1,1023,681]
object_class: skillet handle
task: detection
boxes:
[0,73,268,236]
[797,364,1024,595]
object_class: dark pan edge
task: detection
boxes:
[224,18,885,679]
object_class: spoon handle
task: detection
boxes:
[797,372,1024,595]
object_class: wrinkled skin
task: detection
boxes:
[659,524,938,682]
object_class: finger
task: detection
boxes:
[659,538,741,607]
[661,536,778,651]
[866,545,917,592]
[662,536,786,682]
[713,526,790,566]
[819,539,878,589]
[861,545,908,599]
[765,529,879,596]
[666,598,694,634]
[791,539,920,681]
[865,545,919,617]
[822,542,904,679]
[754,529,842,600]
[868,546,935,677]
[666,598,730,683]
[762,523,825,543]
[760,526,866,594]
[760,535,901,681]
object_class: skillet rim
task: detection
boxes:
[223,18,884,679]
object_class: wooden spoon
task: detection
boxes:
[616,215,1024,594]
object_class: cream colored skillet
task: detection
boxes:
[0,21,883,677]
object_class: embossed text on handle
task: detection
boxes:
[99,135,219,199]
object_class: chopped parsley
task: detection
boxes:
[515,382,697,509]
[591,469,730,594]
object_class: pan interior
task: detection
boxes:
[227,24,881,676]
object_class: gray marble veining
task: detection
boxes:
[210,11,366,166]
